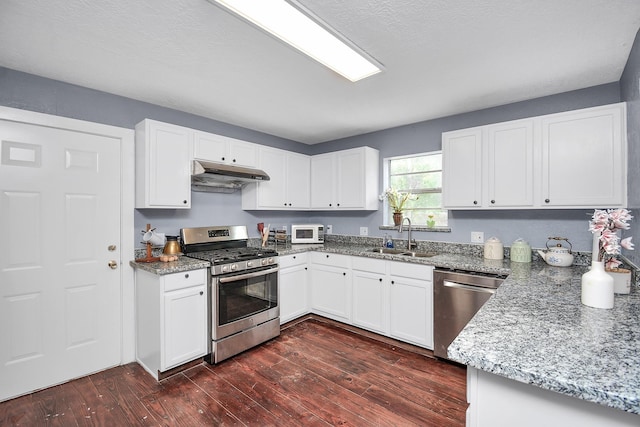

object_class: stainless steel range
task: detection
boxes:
[180,225,279,364]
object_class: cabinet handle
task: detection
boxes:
[200,291,203,296]
[545,198,550,203]
[305,267,308,270]
[221,157,225,161]
[391,280,395,284]
[337,203,340,206]
[183,200,188,204]
[232,159,236,163]
[343,272,346,276]
[491,199,495,204]
[326,255,330,258]
[185,273,189,279]
[473,200,478,205]
[379,278,382,282]
[293,256,296,259]
[329,203,332,206]
[288,203,292,206]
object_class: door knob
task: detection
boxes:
[108,260,118,269]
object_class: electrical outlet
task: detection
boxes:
[360,226,368,236]
[326,225,333,234]
[471,231,484,243]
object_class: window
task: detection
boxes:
[383,151,447,226]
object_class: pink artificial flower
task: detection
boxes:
[609,209,633,230]
[605,258,622,269]
[621,237,635,251]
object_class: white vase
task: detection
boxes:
[607,268,631,295]
[581,261,614,309]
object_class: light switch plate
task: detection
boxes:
[360,227,368,236]
[326,225,333,234]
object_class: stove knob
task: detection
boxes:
[268,257,274,264]
[247,260,254,268]
[221,265,229,273]
[261,258,268,266]
[230,263,237,271]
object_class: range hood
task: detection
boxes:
[191,160,270,193]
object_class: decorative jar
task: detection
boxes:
[581,261,614,309]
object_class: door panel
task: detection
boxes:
[0,120,121,401]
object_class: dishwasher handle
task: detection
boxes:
[443,280,496,294]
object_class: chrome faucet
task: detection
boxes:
[398,217,416,250]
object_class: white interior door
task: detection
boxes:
[0,119,122,401]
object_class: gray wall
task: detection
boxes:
[0,65,629,253]
[621,28,640,267]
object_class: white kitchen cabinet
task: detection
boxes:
[310,146,379,210]
[442,128,483,208]
[309,252,352,323]
[242,146,310,210]
[540,104,626,207]
[279,253,309,324]
[486,120,534,207]
[193,130,257,167]
[442,103,627,210]
[135,268,207,379]
[135,119,192,208]
[388,261,433,348]
[351,257,387,335]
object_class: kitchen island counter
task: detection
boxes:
[448,262,640,418]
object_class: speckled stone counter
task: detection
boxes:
[129,256,210,275]
[448,263,640,415]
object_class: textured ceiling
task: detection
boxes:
[1,0,640,144]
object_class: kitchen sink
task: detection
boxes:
[370,248,437,258]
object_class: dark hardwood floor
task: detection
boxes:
[0,318,467,426]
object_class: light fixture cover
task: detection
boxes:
[212,0,382,82]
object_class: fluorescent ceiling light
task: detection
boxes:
[212,0,382,82]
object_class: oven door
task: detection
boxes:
[212,265,279,340]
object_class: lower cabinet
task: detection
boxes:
[388,261,433,348]
[135,268,207,379]
[309,252,352,323]
[279,253,309,324]
[352,257,388,335]
[307,252,434,350]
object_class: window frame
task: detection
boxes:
[381,150,447,227]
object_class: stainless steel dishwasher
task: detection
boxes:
[433,269,505,360]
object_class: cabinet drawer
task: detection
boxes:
[164,269,206,292]
[310,252,350,268]
[388,261,433,281]
[280,253,308,269]
[351,256,386,274]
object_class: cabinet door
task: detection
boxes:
[136,120,191,208]
[280,263,309,324]
[541,105,625,207]
[228,140,257,167]
[286,152,310,208]
[310,153,336,208]
[162,284,207,370]
[487,120,534,207]
[309,264,351,323]
[256,148,288,208]
[352,269,387,334]
[442,128,483,208]
[336,148,365,208]
[389,274,432,348]
[193,131,227,163]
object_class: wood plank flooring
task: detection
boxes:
[0,318,467,426]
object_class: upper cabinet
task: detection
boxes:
[242,147,311,210]
[310,146,379,210]
[442,103,627,210]
[135,119,192,209]
[193,131,257,167]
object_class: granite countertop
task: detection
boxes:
[448,262,640,415]
[129,256,210,275]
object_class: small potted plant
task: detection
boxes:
[427,214,436,228]
[378,188,418,225]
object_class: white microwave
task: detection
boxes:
[291,224,324,244]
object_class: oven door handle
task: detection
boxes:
[443,281,496,294]
[219,267,280,283]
